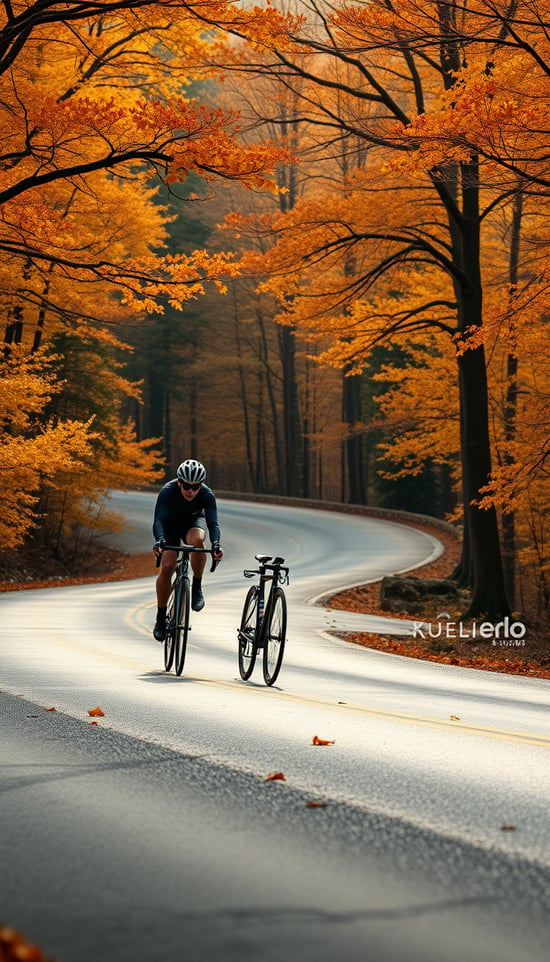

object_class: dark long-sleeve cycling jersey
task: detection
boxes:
[152,480,221,545]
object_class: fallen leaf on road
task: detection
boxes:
[501,825,516,831]
[312,735,335,745]
[44,707,57,712]
[305,801,327,808]
[0,924,47,961]
[450,715,460,720]
[89,721,100,726]
[27,715,39,718]
[88,706,105,717]
[264,772,285,782]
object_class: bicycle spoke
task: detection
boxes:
[175,578,191,676]
[164,589,176,671]
[238,586,259,680]
[263,587,287,686]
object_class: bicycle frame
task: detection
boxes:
[245,557,288,647]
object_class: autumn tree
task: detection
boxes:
[0,1,289,563]
[211,0,550,618]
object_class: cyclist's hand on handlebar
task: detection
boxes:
[211,541,223,568]
[153,539,165,565]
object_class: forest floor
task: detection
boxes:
[326,524,550,680]
[1,526,548,679]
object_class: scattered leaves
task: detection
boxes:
[264,771,285,781]
[44,707,57,712]
[0,923,49,961]
[305,801,327,808]
[87,706,105,717]
[312,735,335,745]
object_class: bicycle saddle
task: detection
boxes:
[255,554,272,563]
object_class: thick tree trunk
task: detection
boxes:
[455,157,510,617]
[458,345,510,617]
[502,188,524,608]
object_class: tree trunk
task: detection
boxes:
[343,370,366,504]
[458,345,509,617]
[455,156,509,617]
[257,309,284,493]
[502,188,524,608]
[278,324,302,495]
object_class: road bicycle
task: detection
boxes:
[156,544,216,676]
[237,554,289,686]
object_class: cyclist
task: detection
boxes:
[152,459,223,641]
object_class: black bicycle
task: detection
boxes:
[156,544,216,676]
[238,554,289,686]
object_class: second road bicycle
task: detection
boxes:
[237,554,289,686]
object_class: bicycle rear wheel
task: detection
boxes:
[238,585,259,680]
[263,587,287,686]
[164,587,177,671]
[174,577,191,676]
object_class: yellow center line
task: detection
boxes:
[171,674,549,748]
[53,600,550,749]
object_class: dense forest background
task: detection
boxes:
[1,1,548,623]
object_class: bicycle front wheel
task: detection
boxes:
[164,587,177,671]
[174,577,191,676]
[238,585,259,680]
[263,587,287,686]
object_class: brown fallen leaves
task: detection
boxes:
[0,925,51,961]
[312,735,335,746]
[264,771,286,782]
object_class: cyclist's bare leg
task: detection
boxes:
[186,526,206,578]
[156,550,177,608]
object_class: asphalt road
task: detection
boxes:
[1,493,549,962]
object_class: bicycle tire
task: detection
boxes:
[263,586,287,686]
[238,585,259,680]
[174,576,191,676]
[164,586,177,671]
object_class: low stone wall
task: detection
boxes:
[216,490,460,539]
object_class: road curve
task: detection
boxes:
[1,494,549,962]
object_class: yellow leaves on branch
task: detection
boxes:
[0,345,162,551]
[390,52,550,181]
[0,3,287,320]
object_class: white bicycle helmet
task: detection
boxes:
[177,459,206,485]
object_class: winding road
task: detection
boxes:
[1,493,549,962]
